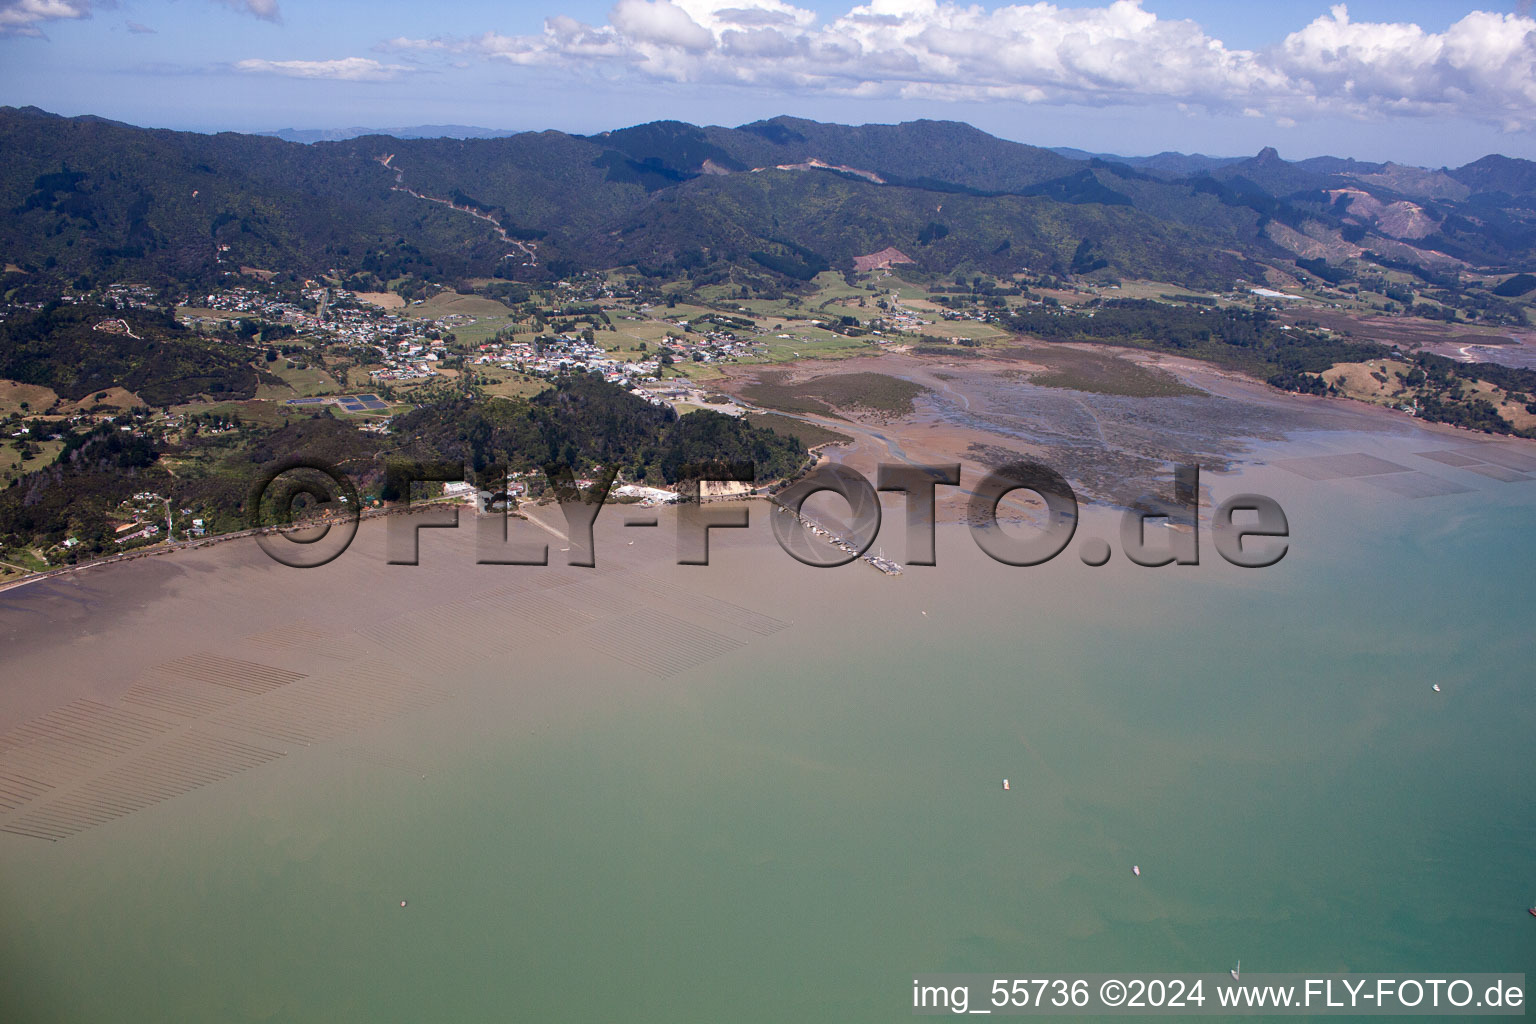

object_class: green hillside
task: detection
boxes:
[3,106,1535,294]
[0,302,259,404]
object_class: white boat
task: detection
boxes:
[1002,779,1010,791]
[1231,960,1240,981]
[1432,683,1442,692]
[1132,865,1140,877]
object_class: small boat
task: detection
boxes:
[1231,960,1240,981]
[1132,865,1140,877]
[1002,779,1010,791]
[1432,683,1442,692]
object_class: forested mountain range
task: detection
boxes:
[257,125,521,144]
[4,105,1534,294]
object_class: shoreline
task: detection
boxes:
[0,500,500,598]
[4,347,1531,597]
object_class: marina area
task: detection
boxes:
[771,500,904,575]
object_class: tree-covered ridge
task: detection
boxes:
[1407,353,1536,438]
[0,302,259,404]
[0,411,388,562]
[0,373,808,564]
[1002,299,1391,377]
[708,117,1084,193]
[652,405,806,484]
[0,421,176,554]
[392,372,806,485]
[607,170,1261,290]
[0,108,509,291]
[4,105,1535,296]
[999,299,1535,437]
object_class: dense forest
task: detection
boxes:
[5,107,1535,295]
[392,372,806,485]
[1407,353,1536,437]
[0,373,808,561]
[0,303,260,404]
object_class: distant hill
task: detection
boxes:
[1052,147,1246,178]
[1447,154,1536,196]
[257,125,523,143]
[1293,155,1390,176]
[714,116,1081,192]
[1209,147,1335,196]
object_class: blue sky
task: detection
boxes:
[2,1,1534,165]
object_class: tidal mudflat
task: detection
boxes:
[2,361,1534,1022]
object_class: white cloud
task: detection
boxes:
[380,1,1536,130]
[0,0,92,38]
[610,0,713,51]
[215,0,281,23]
[234,57,414,81]
[2,0,281,37]
[1276,6,1536,127]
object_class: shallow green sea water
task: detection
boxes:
[2,452,1533,1022]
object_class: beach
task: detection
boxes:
[3,356,1535,1021]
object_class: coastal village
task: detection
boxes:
[5,242,1535,582]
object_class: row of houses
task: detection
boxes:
[181,286,464,371]
[438,476,684,509]
[474,336,663,391]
